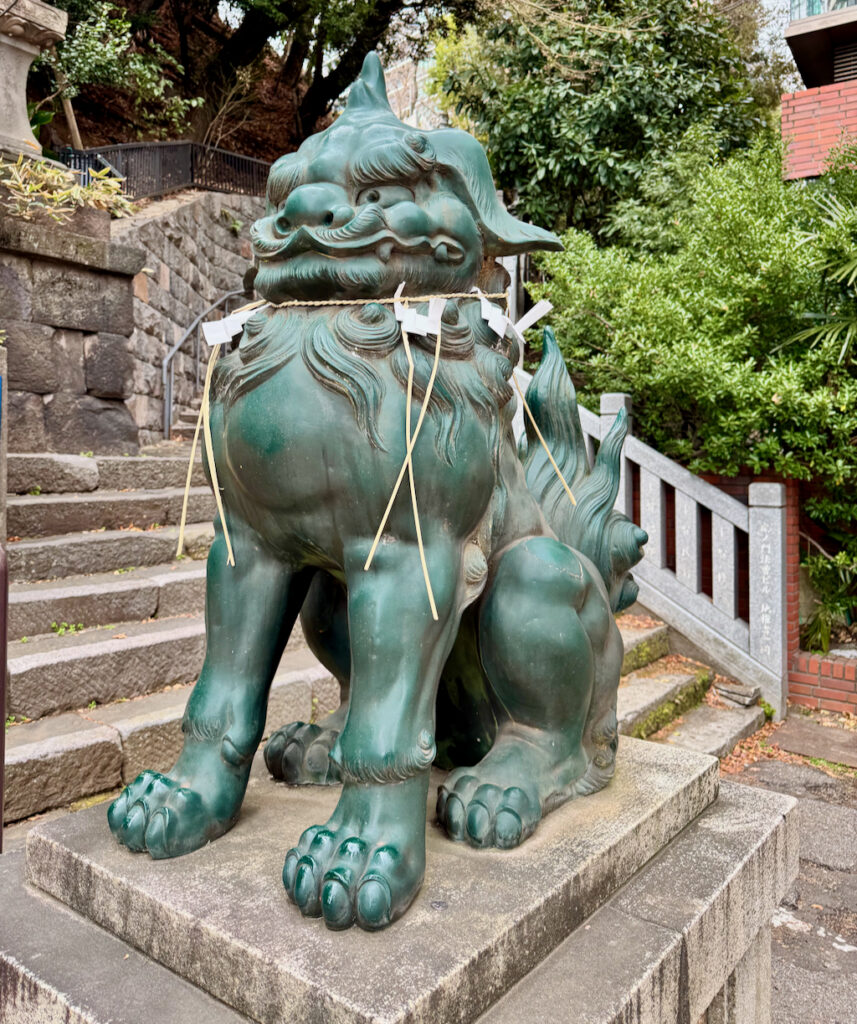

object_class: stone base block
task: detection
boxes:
[24,740,718,1024]
[4,745,797,1024]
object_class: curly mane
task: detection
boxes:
[211,299,518,468]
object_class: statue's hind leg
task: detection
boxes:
[265,571,350,785]
[437,536,622,849]
[108,516,313,858]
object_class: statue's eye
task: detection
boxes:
[356,185,414,207]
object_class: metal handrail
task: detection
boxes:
[162,289,248,439]
[61,142,271,201]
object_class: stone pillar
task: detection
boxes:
[749,483,789,719]
[0,0,67,160]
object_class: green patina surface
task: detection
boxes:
[106,54,647,931]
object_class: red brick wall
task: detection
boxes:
[790,652,857,714]
[781,80,857,179]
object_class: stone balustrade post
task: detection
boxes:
[748,483,788,720]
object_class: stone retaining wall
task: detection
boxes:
[0,190,262,453]
[1,213,145,454]
[114,191,263,444]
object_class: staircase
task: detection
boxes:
[3,447,339,824]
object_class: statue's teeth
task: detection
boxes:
[434,243,449,263]
[378,242,393,263]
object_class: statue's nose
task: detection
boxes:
[276,184,353,231]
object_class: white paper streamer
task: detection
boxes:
[202,306,259,346]
[393,283,446,336]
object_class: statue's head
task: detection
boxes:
[250,53,561,302]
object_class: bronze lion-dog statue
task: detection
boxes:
[108,53,647,931]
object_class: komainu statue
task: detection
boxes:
[108,53,647,931]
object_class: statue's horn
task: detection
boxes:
[344,52,393,116]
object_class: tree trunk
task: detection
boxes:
[296,0,403,131]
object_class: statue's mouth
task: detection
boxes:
[250,204,465,266]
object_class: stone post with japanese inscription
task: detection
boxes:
[748,482,788,719]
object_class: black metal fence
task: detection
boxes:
[61,141,271,201]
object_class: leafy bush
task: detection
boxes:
[0,156,134,221]
[35,2,203,137]
[431,0,764,232]
[530,131,857,638]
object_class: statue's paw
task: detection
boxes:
[282,823,420,931]
[107,770,231,859]
[264,722,341,785]
[437,775,541,850]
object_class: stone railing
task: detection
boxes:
[580,394,789,718]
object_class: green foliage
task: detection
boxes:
[432,0,763,232]
[802,550,857,654]
[38,2,203,136]
[52,621,85,635]
[27,102,55,142]
[759,699,775,721]
[0,156,134,221]
[531,131,857,579]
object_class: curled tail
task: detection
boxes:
[520,327,647,613]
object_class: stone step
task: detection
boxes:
[7,486,215,538]
[619,620,669,675]
[3,648,334,823]
[24,740,720,1024]
[617,660,712,738]
[8,560,206,639]
[480,782,797,1024]
[7,452,205,494]
[7,615,208,720]
[8,521,214,582]
[95,454,206,491]
[657,703,766,759]
[0,851,251,1024]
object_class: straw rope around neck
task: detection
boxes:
[174,291,576,612]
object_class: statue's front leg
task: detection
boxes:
[108,516,313,858]
[283,538,463,931]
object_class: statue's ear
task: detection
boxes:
[431,130,562,256]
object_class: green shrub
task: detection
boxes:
[530,131,857,629]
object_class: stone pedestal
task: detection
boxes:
[0,738,798,1024]
[0,0,67,160]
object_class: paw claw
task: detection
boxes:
[443,793,466,839]
[122,804,148,851]
[294,859,321,916]
[357,877,392,931]
[145,807,171,859]
[283,850,300,895]
[494,808,523,848]
[321,878,353,930]
[466,802,492,846]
